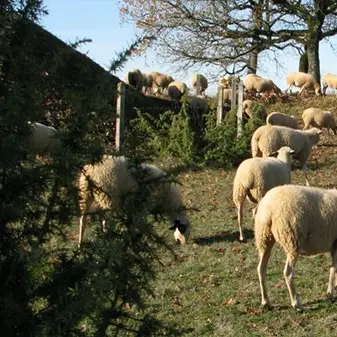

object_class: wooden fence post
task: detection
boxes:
[237,81,244,137]
[115,82,126,150]
[216,85,224,125]
[195,74,202,96]
[231,78,237,110]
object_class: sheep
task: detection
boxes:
[251,125,321,186]
[151,72,174,95]
[242,99,267,121]
[266,112,299,129]
[222,88,232,105]
[142,72,154,95]
[302,107,337,135]
[218,75,240,89]
[167,81,187,100]
[191,73,208,96]
[322,73,337,95]
[285,71,321,96]
[254,184,337,310]
[243,74,282,95]
[27,121,61,156]
[233,146,294,241]
[125,68,144,91]
[77,156,191,247]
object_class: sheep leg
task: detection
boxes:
[237,200,245,241]
[257,239,275,309]
[302,165,310,186]
[283,255,301,309]
[284,84,292,94]
[327,244,337,301]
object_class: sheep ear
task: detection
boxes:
[268,151,278,157]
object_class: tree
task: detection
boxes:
[119,0,337,81]
[271,0,337,82]
[0,1,181,336]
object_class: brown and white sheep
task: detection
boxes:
[302,107,337,134]
[285,71,321,96]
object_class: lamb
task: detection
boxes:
[242,99,267,121]
[27,121,61,156]
[266,112,299,129]
[191,73,208,95]
[77,156,191,247]
[151,72,174,94]
[251,125,321,186]
[302,107,337,134]
[125,68,144,91]
[254,184,337,310]
[322,73,337,95]
[243,74,282,95]
[285,71,321,96]
[167,81,187,100]
[232,146,294,241]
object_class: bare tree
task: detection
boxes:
[119,0,337,81]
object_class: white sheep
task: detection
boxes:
[242,99,267,121]
[243,74,281,95]
[233,146,294,241]
[302,107,337,134]
[255,184,337,310]
[142,72,154,95]
[167,81,187,100]
[285,71,321,96]
[218,75,240,89]
[77,156,191,247]
[266,112,299,129]
[28,121,60,156]
[251,125,321,186]
[125,68,144,91]
[322,73,337,95]
[191,73,208,95]
[151,72,174,95]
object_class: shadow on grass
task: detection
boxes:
[193,229,254,245]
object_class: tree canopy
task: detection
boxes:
[119,0,337,81]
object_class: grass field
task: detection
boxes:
[128,95,337,336]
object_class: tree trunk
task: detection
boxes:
[298,45,308,73]
[247,52,258,74]
[307,34,320,83]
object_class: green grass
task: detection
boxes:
[123,95,337,336]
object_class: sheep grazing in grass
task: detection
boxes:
[285,71,321,96]
[77,156,191,247]
[255,184,337,310]
[322,73,337,95]
[28,121,60,156]
[243,74,282,96]
[191,73,208,96]
[251,125,321,186]
[168,81,187,100]
[125,68,144,91]
[266,112,299,129]
[242,99,267,121]
[233,146,294,241]
[302,107,337,135]
[151,72,174,95]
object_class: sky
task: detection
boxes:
[40,0,337,97]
